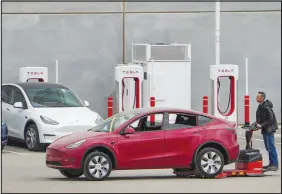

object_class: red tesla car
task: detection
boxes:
[46,107,239,181]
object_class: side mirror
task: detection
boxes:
[123,127,135,135]
[13,102,23,109]
[84,100,90,107]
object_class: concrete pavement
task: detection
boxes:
[1,134,281,193]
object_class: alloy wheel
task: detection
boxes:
[200,151,222,174]
[26,127,37,149]
[88,155,110,178]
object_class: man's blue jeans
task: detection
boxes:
[263,132,279,166]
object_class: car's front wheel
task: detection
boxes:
[59,169,83,178]
[83,151,112,181]
[194,147,224,178]
[25,124,42,151]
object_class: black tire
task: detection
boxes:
[173,168,193,178]
[194,147,225,178]
[59,169,83,178]
[25,124,42,151]
[83,151,112,181]
[175,174,186,177]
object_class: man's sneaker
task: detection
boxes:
[263,164,270,169]
[267,165,279,172]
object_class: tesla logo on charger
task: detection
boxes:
[218,69,234,73]
[27,72,44,75]
[122,70,139,74]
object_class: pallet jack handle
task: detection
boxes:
[241,122,261,150]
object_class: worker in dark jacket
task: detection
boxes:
[256,91,279,171]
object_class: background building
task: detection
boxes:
[1,2,281,123]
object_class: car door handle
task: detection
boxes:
[6,108,10,111]
[194,131,200,134]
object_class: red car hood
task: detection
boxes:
[48,131,107,148]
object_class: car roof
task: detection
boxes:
[7,82,69,90]
[119,107,213,118]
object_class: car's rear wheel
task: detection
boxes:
[194,147,224,178]
[25,124,42,151]
[59,169,83,178]
[83,151,112,181]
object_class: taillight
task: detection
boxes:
[234,130,237,140]
[226,127,237,134]
[226,127,237,140]
[226,127,236,131]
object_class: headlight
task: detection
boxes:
[40,115,59,125]
[95,114,104,124]
[65,139,86,149]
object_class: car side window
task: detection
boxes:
[1,86,12,104]
[198,116,212,126]
[130,119,139,128]
[128,113,164,133]
[11,87,27,108]
[167,113,197,130]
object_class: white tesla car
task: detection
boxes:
[1,82,103,151]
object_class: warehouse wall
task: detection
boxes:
[2,2,281,123]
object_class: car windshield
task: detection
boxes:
[25,87,84,108]
[89,113,138,133]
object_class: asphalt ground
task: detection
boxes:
[1,128,281,193]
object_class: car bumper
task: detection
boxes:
[2,124,8,145]
[2,135,8,146]
[46,147,84,170]
[227,144,240,164]
[38,122,96,144]
[1,139,8,146]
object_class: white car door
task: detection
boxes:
[1,85,17,137]
[8,86,29,139]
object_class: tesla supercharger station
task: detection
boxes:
[210,64,239,125]
[19,67,48,82]
[115,43,192,113]
[115,64,144,112]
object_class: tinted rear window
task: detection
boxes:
[198,116,212,126]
